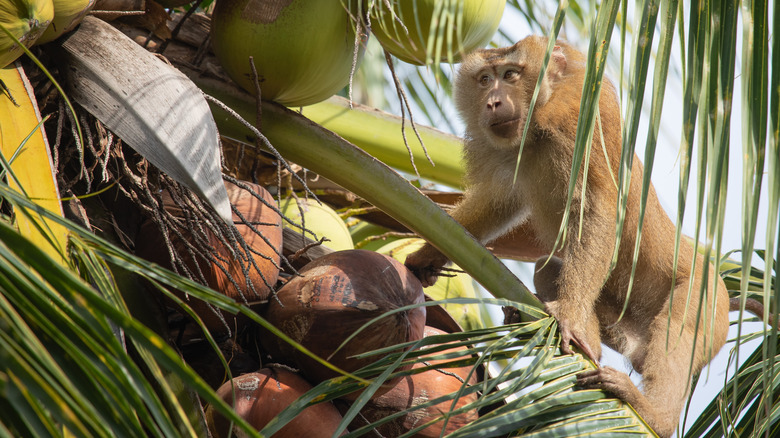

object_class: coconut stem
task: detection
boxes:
[383,49,435,180]
[249,55,263,184]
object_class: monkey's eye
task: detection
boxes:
[479,75,491,86]
[504,69,519,80]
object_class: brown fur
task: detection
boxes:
[404,36,733,437]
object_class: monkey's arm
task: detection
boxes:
[541,209,616,362]
[405,184,525,286]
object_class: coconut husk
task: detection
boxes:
[261,250,427,392]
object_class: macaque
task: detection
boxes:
[404,36,749,437]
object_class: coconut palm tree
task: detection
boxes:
[0,0,776,437]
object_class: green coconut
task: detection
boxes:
[377,238,484,330]
[0,0,53,68]
[36,0,93,44]
[349,220,399,251]
[211,0,365,107]
[370,0,505,65]
[279,197,354,251]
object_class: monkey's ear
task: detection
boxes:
[550,45,567,79]
[536,45,568,107]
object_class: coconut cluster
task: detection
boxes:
[124,0,503,434]
[210,0,506,107]
[133,176,481,436]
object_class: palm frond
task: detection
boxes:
[685,254,780,437]
[256,313,655,437]
[0,184,261,437]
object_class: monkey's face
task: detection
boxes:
[455,36,569,150]
[478,64,529,141]
[455,42,543,149]
[455,50,531,148]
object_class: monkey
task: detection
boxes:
[404,35,768,437]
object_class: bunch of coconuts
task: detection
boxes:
[210,0,506,107]
[135,179,481,436]
[193,1,507,435]
[77,0,500,434]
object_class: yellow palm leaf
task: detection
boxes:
[0,61,66,263]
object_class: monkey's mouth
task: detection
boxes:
[489,117,522,139]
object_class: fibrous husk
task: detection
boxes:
[57,16,232,222]
[261,249,426,391]
[136,180,282,334]
[345,326,479,437]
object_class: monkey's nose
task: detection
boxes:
[487,100,501,110]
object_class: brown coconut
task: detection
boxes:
[261,250,426,391]
[347,326,479,437]
[424,296,463,334]
[206,368,343,438]
[136,180,282,333]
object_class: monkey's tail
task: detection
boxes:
[730,297,777,329]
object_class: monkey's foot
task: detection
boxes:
[576,367,666,436]
[576,366,655,424]
[577,367,634,394]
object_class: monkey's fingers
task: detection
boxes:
[404,246,450,287]
[576,367,637,402]
[560,327,599,364]
[576,369,603,387]
[405,260,440,287]
[414,267,441,287]
[558,328,576,356]
[572,337,600,365]
[404,261,430,285]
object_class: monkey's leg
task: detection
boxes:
[534,256,602,362]
[577,313,695,438]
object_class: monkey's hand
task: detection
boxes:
[557,321,599,363]
[404,244,450,287]
[543,302,600,363]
